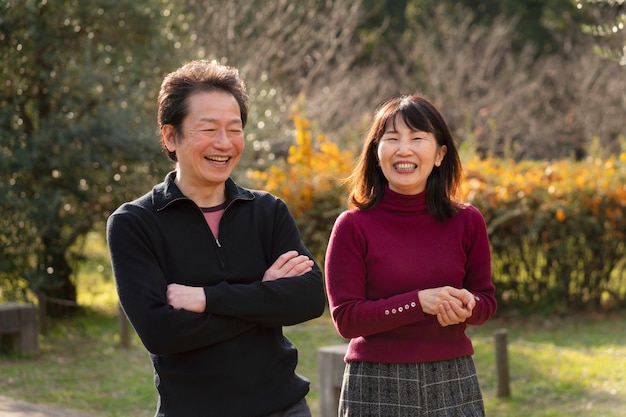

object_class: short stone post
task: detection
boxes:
[318,344,348,417]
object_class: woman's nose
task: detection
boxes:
[396,138,412,153]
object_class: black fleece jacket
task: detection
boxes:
[106,171,326,417]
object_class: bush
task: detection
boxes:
[247,107,354,264]
[250,111,626,313]
[462,153,626,313]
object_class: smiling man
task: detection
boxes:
[106,60,325,417]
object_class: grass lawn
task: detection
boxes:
[1,234,624,416]
[1,308,625,417]
[468,312,626,417]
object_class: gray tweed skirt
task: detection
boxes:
[339,356,485,417]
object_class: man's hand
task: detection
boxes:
[418,286,477,327]
[167,283,206,313]
[262,250,314,282]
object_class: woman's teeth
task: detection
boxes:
[394,163,416,171]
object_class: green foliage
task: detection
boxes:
[233,73,294,180]
[406,0,581,55]
[0,0,173,305]
[577,0,626,65]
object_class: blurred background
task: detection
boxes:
[1,0,625,322]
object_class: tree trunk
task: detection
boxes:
[43,278,79,317]
[39,246,80,318]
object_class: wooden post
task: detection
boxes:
[318,344,348,417]
[37,292,48,335]
[494,328,511,398]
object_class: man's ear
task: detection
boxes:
[161,125,177,152]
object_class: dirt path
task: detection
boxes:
[0,396,101,417]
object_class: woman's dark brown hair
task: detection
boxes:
[347,95,463,221]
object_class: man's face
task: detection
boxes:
[162,90,244,194]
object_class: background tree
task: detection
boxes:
[577,0,626,65]
[165,0,395,178]
[459,0,581,54]
[2,0,625,318]
[0,0,175,315]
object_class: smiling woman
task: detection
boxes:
[325,94,496,417]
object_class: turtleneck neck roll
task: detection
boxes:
[378,187,429,214]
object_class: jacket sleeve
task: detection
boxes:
[202,199,326,326]
[107,208,255,355]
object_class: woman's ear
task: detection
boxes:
[435,145,447,167]
[161,125,177,153]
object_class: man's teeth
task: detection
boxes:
[207,156,229,162]
[395,163,416,170]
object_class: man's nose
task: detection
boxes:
[213,129,231,147]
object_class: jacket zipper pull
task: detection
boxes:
[215,238,225,268]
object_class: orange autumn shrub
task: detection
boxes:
[462,153,626,312]
[247,107,354,263]
[249,108,626,312]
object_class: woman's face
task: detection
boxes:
[376,115,446,195]
[162,90,244,197]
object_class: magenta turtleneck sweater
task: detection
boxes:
[325,187,496,363]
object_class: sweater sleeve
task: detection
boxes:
[325,211,427,339]
[461,205,497,325]
[203,199,326,326]
[107,209,255,355]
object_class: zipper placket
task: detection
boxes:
[165,192,250,270]
[209,198,242,270]
[214,238,225,268]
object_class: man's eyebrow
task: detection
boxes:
[198,117,242,124]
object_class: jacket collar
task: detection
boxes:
[152,171,254,211]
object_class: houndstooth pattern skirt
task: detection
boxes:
[338,356,485,417]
